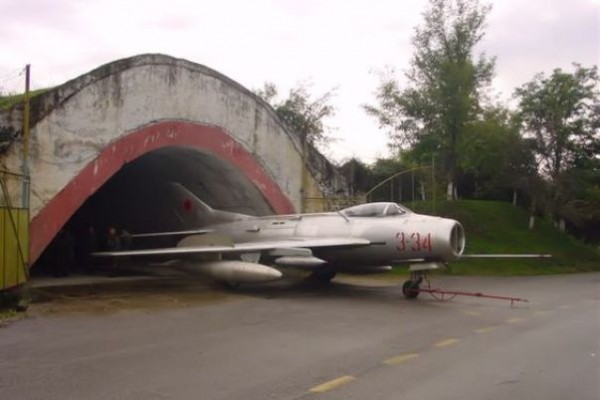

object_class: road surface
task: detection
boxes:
[1,273,599,400]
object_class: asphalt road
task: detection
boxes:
[1,273,599,400]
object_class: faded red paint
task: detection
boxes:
[183,198,193,212]
[29,121,296,264]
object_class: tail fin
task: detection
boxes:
[166,183,249,227]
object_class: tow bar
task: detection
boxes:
[414,285,529,306]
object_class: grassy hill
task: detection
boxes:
[0,88,49,110]
[411,200,600,275]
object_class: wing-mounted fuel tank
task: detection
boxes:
[181,260,282,283]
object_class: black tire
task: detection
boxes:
[307,270,337,284]
[216,281,240,289]
[402,280,420,299]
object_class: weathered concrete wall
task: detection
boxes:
[0,54,348,263]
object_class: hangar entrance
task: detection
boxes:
[31,146,274,276]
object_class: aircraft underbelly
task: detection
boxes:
[316,246,393,267]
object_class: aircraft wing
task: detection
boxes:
[93,237,370,258]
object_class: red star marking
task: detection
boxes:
[183,199,193,212]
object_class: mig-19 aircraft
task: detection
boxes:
[94,183,545,299]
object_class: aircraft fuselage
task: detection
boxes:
[209,212,465,269]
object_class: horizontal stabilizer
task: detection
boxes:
[131,229,213,238]
[460,254,552,259]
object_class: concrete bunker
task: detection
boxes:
[0,54,347,275]
[31,122,293,275]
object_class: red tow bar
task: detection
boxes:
[415,287,529,306]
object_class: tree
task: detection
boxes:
[364,157,423,203]
[515,65,600,234]
[255,82,336,147]
[459,107,537,202]
[365,0,495,200]
[338,158,373,196]
[515,65,600,179]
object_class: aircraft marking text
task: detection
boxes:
[396,232,433,253]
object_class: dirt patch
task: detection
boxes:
[28,277,242,316]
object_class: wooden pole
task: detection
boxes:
[301,133,308,213]
[432,155,436,215]
[21,64,31,208]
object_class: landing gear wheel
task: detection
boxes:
[307,270,337,284]
[402,280,420,299]
[215,281,240,290]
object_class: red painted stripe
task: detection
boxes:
[29,121,296,264]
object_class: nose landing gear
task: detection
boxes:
[402,271,425,299]
[401,269,529,305]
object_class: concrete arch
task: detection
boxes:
[30,121,296,263]
[0,54,345,264]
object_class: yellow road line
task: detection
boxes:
[309,375,356,393]
[383,353,419,366]
[462,310,481,316]
[506,317,524,324]
[433,338,460,348]
[475,326,497,334]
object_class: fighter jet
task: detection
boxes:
[94,183,546,299]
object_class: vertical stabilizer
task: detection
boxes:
[166,183,249,227]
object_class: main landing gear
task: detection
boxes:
[307,269,337,284]
[402,271,426,299]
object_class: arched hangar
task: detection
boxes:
[0,54,346,267]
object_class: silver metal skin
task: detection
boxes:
[212,208,466,269]
[180,261,282,283]
[94,183,467,284]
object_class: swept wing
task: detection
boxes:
[93,237,370,258]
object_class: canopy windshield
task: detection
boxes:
[341,202,411,218]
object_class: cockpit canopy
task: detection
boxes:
[341,202,412,218]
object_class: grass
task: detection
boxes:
[0,88,50,110]
[0,309,17,320]
[406,200,600,275]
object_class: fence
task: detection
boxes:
[0,170,29,292]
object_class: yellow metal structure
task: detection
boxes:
[0,172,29,291]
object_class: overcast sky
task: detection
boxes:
[1,0,598,163]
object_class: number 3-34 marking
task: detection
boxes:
[396,232,432,253]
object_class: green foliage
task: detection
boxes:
[366,157,419,202]
[412,200,600,275]
[338,158,373,195]
[459,107,537,199]
[0,88,49,110]
[365,0,495,196]
[552,160,600,240]
[515,64,600,178]
[0,284,30,312]
[515,65,600,236]
[255,82,336,147]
